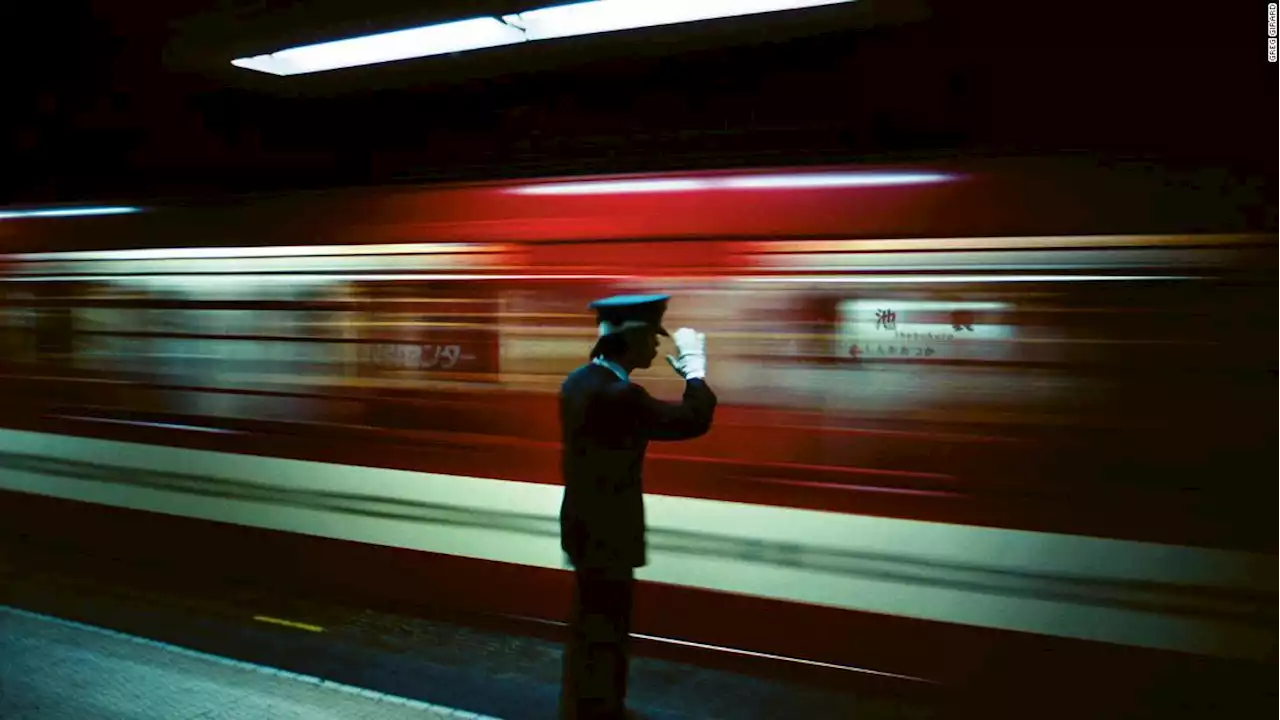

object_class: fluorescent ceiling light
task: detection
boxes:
[232,0,858,76]
[232,17,526,76]
[503,0,856,41]
[510,172,951,194]
[0,206,140,220]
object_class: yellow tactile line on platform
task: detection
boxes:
[253,615,325,632]
[2,604,503,720]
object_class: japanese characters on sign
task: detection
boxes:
[836,300,1014,363]
[362,334,500,376]
[355,289,501,377]
[367,343,473,370]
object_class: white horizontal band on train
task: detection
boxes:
[4,243,509,262]
[0,273,1196,284]
[0,424,1270,662]
[5,234,1264,264]
[735,275,1196,283]
[0,274,638,283]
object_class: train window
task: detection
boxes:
[494,280,625,390]
[683,270,1274,438]
[0,289,37,365]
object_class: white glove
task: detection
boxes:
[666,327,707,380]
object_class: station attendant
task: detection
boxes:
[558,294,717,720]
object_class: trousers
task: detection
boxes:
[560,565,635,720]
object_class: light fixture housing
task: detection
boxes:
[231,0,859,76]
[501,0,856,42]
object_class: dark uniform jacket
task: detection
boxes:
[559,363,717,569]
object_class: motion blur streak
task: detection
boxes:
[0,206,141,220]
[0,161,1273,685]
[509,171,950,194]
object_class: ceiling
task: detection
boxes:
[1,0,1274,205]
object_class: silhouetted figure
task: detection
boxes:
[558,294,716,720]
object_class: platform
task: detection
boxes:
[0,535,943,720]
[0,605,495,720]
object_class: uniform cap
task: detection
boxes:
[588,294,670,358]
[589,294,671,338]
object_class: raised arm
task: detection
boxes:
[642,327,718,440]
[631,378,717,441]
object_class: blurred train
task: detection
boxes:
[0,158,1274,699]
